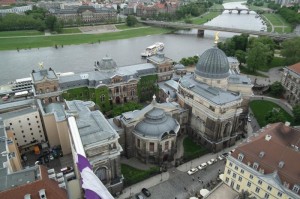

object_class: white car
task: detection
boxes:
[187,168,198,175]
[218,155,224,161]
[207,159,216,165]
[198,163,207,170]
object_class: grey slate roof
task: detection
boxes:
[158,80,178,99]
[0,99,35,113]
[43,103,66,122]
[31,69,58,82]
[66,100,118,146]
[0,107,37,120]
[195,47,230,79]
[180,74,241,105]
[228,74,252,85]
[96,56,117,72]
[59,63,156,89]
[147,52,172,64]
[134,107,179,139]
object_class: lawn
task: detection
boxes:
[264,14,283,26]
[240,66,269,77]
[250,100,293,127]
[60,28,81,34]
[0,30,43,37]
[183,137,209,161]
[0,27,172,51]
[191,4,223,25]
[115,23,145,30]
[121,164,160,187]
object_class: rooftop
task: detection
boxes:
[205,183,239,199]
[43,103,66,122]
[180,74,241,105]
[0,106,38,120]
[31,68,58,83]
[66,100,118,146]
[287,62,300,75]
[231,123,300,196]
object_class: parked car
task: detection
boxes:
[218,155,224,161]
[222,152,229,157]
[198,162,207,170]
[187,168,198,175]
[207,160,213,165]
[60,166,73,174]
[141,188,151,197]
[135,194,144,199]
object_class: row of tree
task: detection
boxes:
[0,6,62,32]
[179,56,199,66]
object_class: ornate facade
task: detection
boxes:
[178,46,252,152]
[281,62,300,106]
[110,96,188,165]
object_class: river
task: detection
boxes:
[0,1,265,85]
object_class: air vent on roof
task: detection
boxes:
[58,182,66,189]
[47,168,54,174]
[24,194,31,199]
[48,173,56,180]
[278,161,285,168]
[265,134,272,141]
[259,151,265,158]
[39,189,47,199]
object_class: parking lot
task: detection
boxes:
[143,160,225,199]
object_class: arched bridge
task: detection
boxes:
[207,8,267,14]
[140,20,297,40]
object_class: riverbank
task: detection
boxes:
[0,26,172,51]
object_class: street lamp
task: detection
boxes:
[160,172,163,182]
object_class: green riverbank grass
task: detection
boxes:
[0,27,172,50]
[0,30,43,37]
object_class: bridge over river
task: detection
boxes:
[140,20,297,40]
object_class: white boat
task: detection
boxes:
[141,42,164,57]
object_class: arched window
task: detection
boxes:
[131,89,135,96]
[95,167,107,182]
[100,94,105,102]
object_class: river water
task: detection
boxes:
[0,1,265,85]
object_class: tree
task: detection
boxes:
[293,104,300,124]
[235,50,247,66]
[265,109,286,124]
[117,4,121,14]
[126,15,137,27]
[281,37,300,65]
[246,42,269,72]
[270,81,284,97]
[45,15,57,31]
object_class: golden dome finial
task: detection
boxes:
[214,32,219,44]
[38,62,44,69]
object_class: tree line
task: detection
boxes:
[0,6,63,32]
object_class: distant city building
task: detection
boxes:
[223,122,300,199]
[0,4,32,14]
[50,5,117,24]
[281,62,300,106]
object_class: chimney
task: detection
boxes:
[265,134,272,141]
[24,194,31,199]
[39,189,46,199]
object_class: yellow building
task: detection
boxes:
[223,122,300,199]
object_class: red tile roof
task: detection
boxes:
[0,166,68,199]
[0,0,16,5]
[288,62,300,75]
[231,123,300,195]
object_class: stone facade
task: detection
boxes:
[281,62,300,106]
[147,53,173,82]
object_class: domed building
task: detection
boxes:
[177,45,252,152]
[111,95,188,164]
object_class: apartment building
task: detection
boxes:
[223,122,300,199]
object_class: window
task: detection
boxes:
[241,169,244,174]
[238,153,244,161]
[164,141,169,150]
[292,185,299,193]
[31,133,33,135]
[137,139,140,148]
[30,128,32,131]
[40,135,43,138]
[38,125,40,128]
[255,187,260,193]
[234,166,238,170]
[23,135,25,138]
[37,121,39,123]
[27,118,29,121]
[233,173,236,178]
[253,162,259,170]
[28,123,31,126]
[277,192,282,197]
[267,186,272,191]
[149,142,154,152]
[264,193,269,199]
[39,130,42,133]
[19,120,21,123]
[229,162,233,167]
[247,182,251,187]
[227,170,231,175]
[24,140,27,142]
[258,180,262,185]
[250,174,253,179]
[225,177,229,183]
[21,130,24,133]
[35,116,38,118]
[238,177,242,182]
[236,184,240,190]
[9,123,12,125]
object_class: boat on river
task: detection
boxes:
[141,42,164,57]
